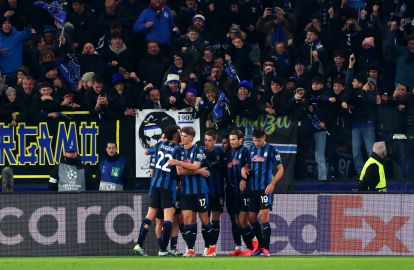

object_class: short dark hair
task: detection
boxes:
[106,141,117,148]
[205,130,217,140]
[164,125,181,141]
[92,74,104,84]
[181,126,196,137]
[252,128,265,138]
[353,74,366,85]
[229,129,244,140]
[332,77,345,86]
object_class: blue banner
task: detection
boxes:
[33,0,67,25]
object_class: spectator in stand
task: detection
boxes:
[0,17,31,86]
[16,76,35,121]
[338,18,364,57]
[322,77,351,179]
[102,32,134,76]
[0,87,23,126]
[78,42,108,79]
[84,75,112,120]
[109,73,137,119]
[42,25,57,51]
[160,74,184,110]
[192,14,213,44]
[138,83,164,109]
[77,72,94,96]
[308,76,328,181]
[260,58,278,90]
[173,26,205,69]
[384,20,414,89]
[324,50,347,88]
[230,80,259,120]
[295,26,326,72]
[175,0,203,34]
[137,40,169,88]
[195,47,214,83]
[163,53,195,85]
[256,6,295,50]
[182,87,200,111]
[263,77,288,117]
[227,34,254,81]
[291,60,312,88]
[0,0,29,31]
[376,84,408,180]
[97,0,120,38]
[205,63,233,96]
[30,81,61,122]
[133,0,179,49]
[195,82,219,129]
[265,41,291,80]
[344,59,377,174]
[358,36,382,75]
[68,0,99,51]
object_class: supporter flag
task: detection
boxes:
[33,0,67,25]
[224,60,240,82]
[212,91,230,123]
[57,54,81,91]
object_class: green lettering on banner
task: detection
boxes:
[235,115,291,135]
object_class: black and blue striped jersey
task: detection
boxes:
[226,145,249,194]
[150,141,181,193]
[201,146,225,196]
[247,143,282,191]
[180,145,209,195]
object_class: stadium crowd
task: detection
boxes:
[0,0,414,181]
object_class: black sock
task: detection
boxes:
[201,223,213,248]
[188,223,197,250]
[157,237,162,249]
[261,222,271,250]
[137,218,152,246]
[211,220,220,246]
[241,225,254,250]
[251,221,263,249]
[232,224,242,247]
[161,221,172,251]
[182,224,192,249]
[170,236,178,250]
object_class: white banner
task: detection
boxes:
[135,110,201,177]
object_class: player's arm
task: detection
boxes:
[240,165,250,191]
[179,166,210,177]
[265,163,284,195]
[175,161,201,175]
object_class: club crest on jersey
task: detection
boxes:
[252,155,265,162]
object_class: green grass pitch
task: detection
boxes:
[1,257,414,270]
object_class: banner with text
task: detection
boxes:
[0,193,412,256]
[135,110,200,177]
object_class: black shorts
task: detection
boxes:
[209,195,225,213]
[181,194,209,213]
[156,193,181,219]
[248,190,273,213]
[225,189,249,214]
[149,187,175,209]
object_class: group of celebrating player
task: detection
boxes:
[133,125,284,257]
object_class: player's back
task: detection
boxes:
[151,141,181,191]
